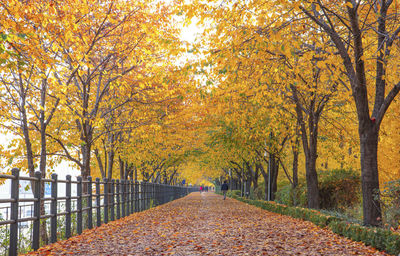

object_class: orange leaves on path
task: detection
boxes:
[26,193,388,255]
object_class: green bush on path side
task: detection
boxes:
[218,191,400,255]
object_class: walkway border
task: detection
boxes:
[221,191,400,255]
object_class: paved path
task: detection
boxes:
[28,192,387,255]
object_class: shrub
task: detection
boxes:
[318,169,361,210]
[274,184,292,205]
[253,183,265,200]
[328,221,400,255]
[230,190,241,197]
[275,182,307,207]
[225,193,400,255]
[274,169,361,210]
[377,179,400,230]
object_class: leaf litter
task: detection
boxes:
[25,192,389,255]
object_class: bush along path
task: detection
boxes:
[224,191,400,255]
[26,192,389,256]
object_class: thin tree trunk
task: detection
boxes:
[270,155,279,201]
[81,143,91,180]
[20,94,35,177]
[94,148,106,179]
[39,87,49,244]
[107,149,114,180]
[119,158,124,180]
[292,139,299,206]
[259,162,269,201]
[291,84,320,209]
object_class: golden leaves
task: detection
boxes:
[24,193,389,255]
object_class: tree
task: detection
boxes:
[299,0,400,226]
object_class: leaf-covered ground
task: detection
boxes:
[26,192,389,255]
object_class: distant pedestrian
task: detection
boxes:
[221,180,229,200]
[200,186,203,193]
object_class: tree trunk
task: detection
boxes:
[21,98,35,177]
[292,140,299,206]
[134,167,137,181]
[291,84,321,209]
[245,161,258,191]
[305,153,319,209]
[270,155,279,201]
[251,163,259,190]
[259,162,269,201]
[94,148,106,179]
[305,124,320,209]
[39,84,49,245]
[360,129,381,226]
[119,158,124,180]
[107,149,114,180]
[81,142,91,180]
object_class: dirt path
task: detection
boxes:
[27,192,388,255]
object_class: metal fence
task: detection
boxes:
[0,168,198,256]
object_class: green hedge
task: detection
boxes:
[221,191,400,255]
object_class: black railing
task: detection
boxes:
[0,168,198,256]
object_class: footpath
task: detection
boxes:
[27,192,388,255]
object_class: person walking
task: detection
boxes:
[221,180,229,200]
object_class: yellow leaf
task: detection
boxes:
[345,2,353,8]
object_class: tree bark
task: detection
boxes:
[291,84,321,209]
[360,127,381,226]
[270,155,279,201]
[119,158,125,180]
[95,148,106,179]
[259,163,269,201]
[292,138,299,189]
[107,148,114,180]
[81,142,91,180]
[292,138,299,206]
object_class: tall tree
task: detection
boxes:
[299,0,400,226]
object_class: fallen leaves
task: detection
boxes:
[24,193,389,255]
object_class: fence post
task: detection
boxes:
[77,176,82,234]
[146,182,149,209]
[126,180,129,214]
[66,175,71,238]
[125,179,129,216]
[104,178,108,224]
[116,179,120,219]
[121,179,126,217]
[95,178,101,227]
[145,182,149,210]
[50,173,58,243]
[138,182,142,211]
[32,171,42,250]
[141,182,145,211]
[130,180,134,214]
[156,183,158,206]
[9,168,20,256]
[142,182,145,210]
[152,183,155,207]
[111,179,115,221]
[134,181,139,212]
[158,184,161,206]
[87,177,93,229]
[158,184,160,203]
